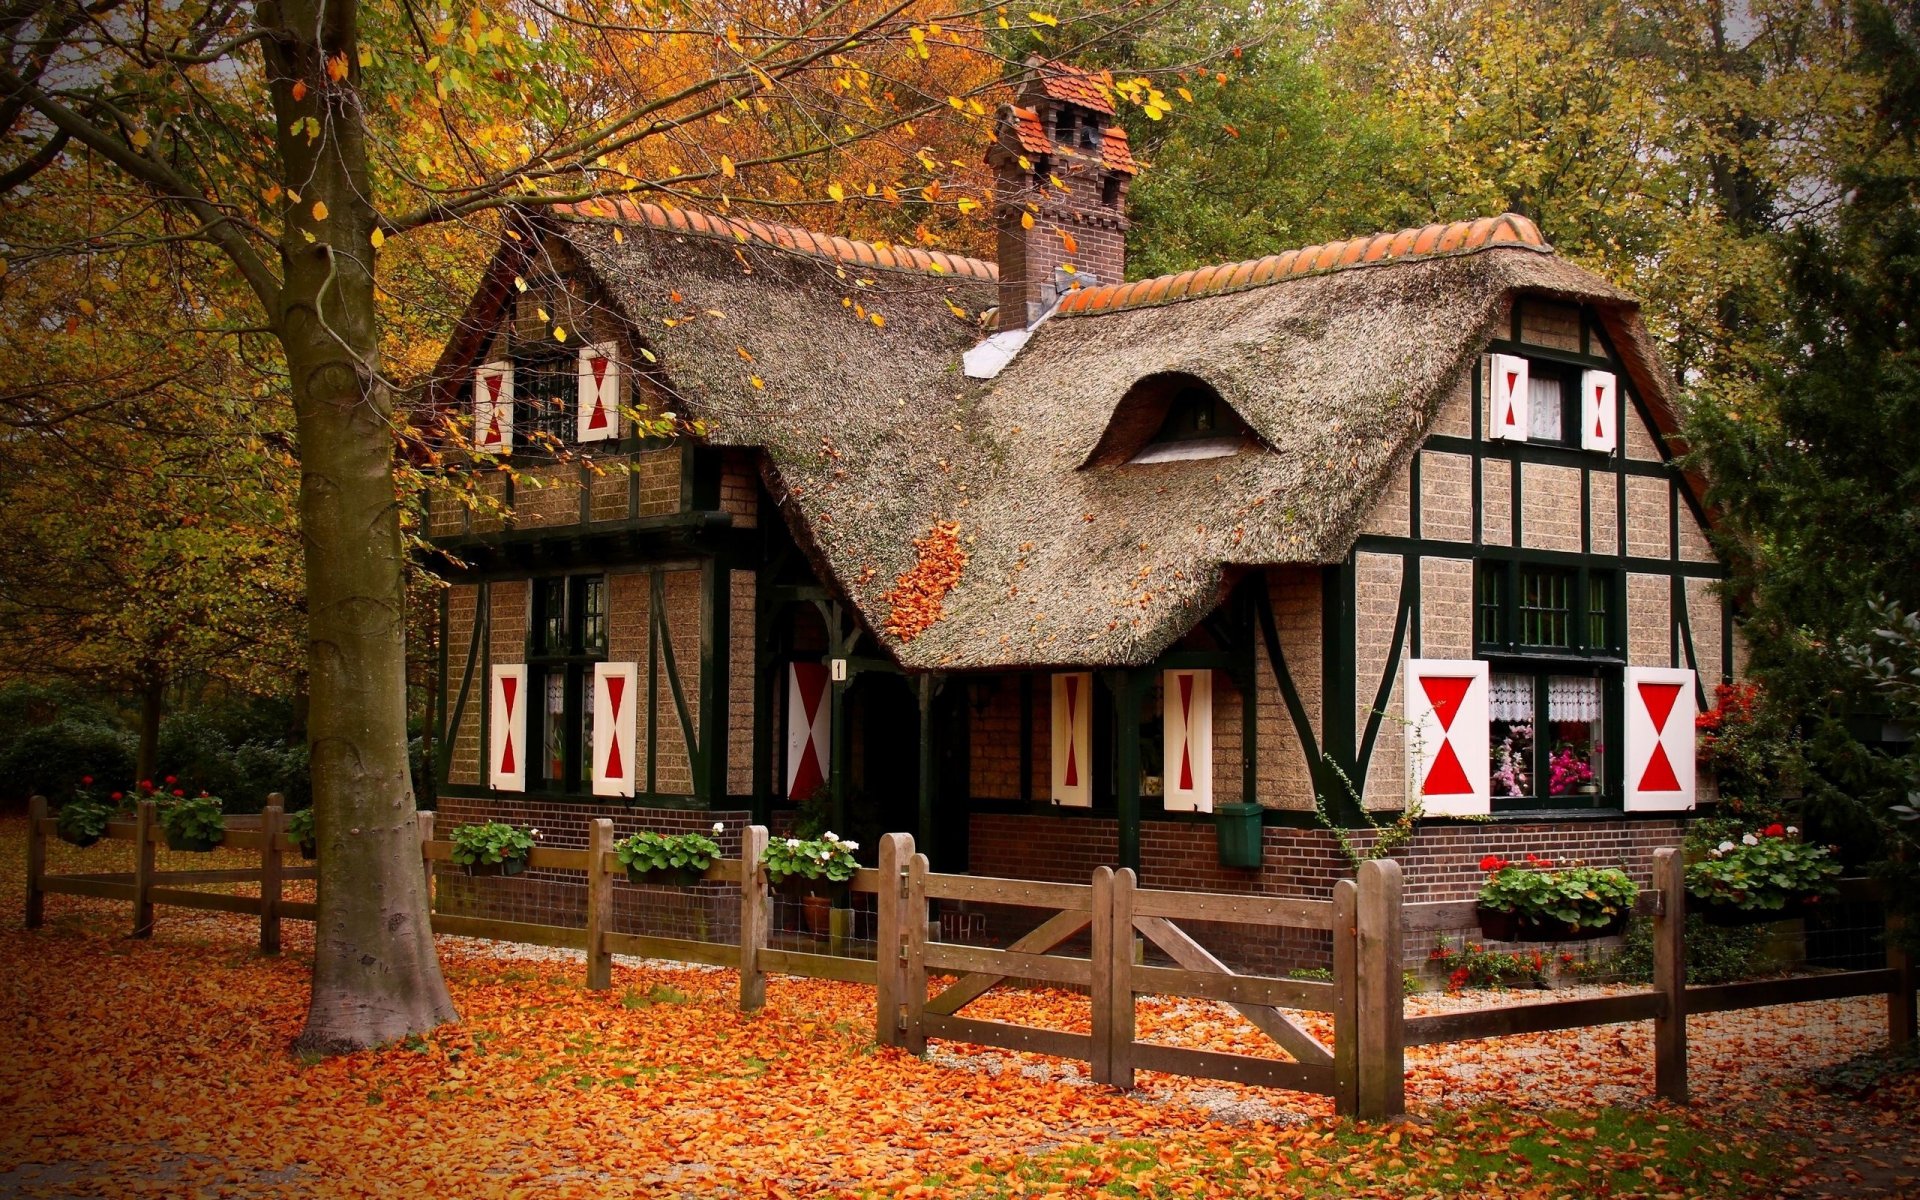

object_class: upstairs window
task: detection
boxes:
[1130,377,1250,464]
[1476,560,1620,657]
[512,349,576,454]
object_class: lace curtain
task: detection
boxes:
[1491,674,1534,721]
[1491,673,1601,722]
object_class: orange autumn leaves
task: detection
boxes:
[881,520,967,642]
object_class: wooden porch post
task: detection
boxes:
[903,850,929,1054]
[1355,858,1403,1119]
[585,818,614,991]
[738,824,769,1011]
[1331,876,1359,1116]
[259,795,285,956]
[875,832,913,1048]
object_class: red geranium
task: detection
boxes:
[1479,854,1509,872]
[110,791,123,801]
[80,775,93,785]
[171,788,185,797]
[1764,823,1786,838]
[164,775,177,785]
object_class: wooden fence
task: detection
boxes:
[23,800,1917,1120]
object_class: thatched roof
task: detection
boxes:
[523,203,1677,671]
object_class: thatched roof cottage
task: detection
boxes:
[424,58,1731,963]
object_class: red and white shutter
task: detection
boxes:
[785,662,830,800]
[592,662,638,798]
[1484,353,1530,442]
[1162,669,1213,813]
[1050,672,1093,807]
[1403,658,1490,816]
[489,664,527,792]
[1581,369,1618,453]
[474,360,514,453]
[1625,666,1697,811]
[576,343,620,443]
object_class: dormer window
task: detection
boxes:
[1083,372,1257,467]
[1101,176,1121,207]
[1055,106,1076,141]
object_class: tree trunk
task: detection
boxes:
[135,680,163,786]
[262,0,456,1052]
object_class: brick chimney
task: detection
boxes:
[987,56,1136,331]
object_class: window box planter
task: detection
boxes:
[165,829,225,853]
[626,865,707,888]
[463,855,528,878]
[1476,906,1628,943]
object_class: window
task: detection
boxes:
[511,351,576,453]
[1528,374,1563,441]
[1477,561,1619,656]
[1127,375,1251,464]
[1101,175,1121,208]
[1490,670,1606,803]
[528,574,608,791]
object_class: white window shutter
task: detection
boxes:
[474,360,514,453]
[1404,658,1490,816]
[489,664,527,792]
[1581,369,1618,453]
[1485,353,1530,442]
[785,663,830,800]
[576,343,620,443]
[1162,669,1213,813]
[1625,666,1696,811]
[592,662,638,798]
[1050,672,1093,807]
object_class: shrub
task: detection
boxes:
[0,719,137,805]
[1611,915,1770,985]
[285,806,316,854]
[448,821,537,867]
[1428,940,1550,991]
[1476,854,1639,931]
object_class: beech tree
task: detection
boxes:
[1,0,1174,1051]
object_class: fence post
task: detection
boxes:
[1089,867,1114,1084]
[1331,876,1359,1117]
[585,818,614,991]
[903,851,929,1055]
[1355,858,1404,1120]
[1652,847,1688,1104]
[259,795,284,956]
[1108,868,1136,1088]
[738,824,768,1012]
[417,811,436,911]
[26,795,47,930]
[874,833,913,1048]
[1888,909,1916,1050]
[132,799,157,938]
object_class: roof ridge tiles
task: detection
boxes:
[1052,213,1550,317]
[555,197,998,283]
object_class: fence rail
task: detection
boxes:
[21,798,1918,1119]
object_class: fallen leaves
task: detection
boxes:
[881,520,967,643]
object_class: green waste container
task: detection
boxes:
[1214,802,1264,868]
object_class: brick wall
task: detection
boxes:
[652,568,702,794]
[446,585,482,786]
[1624,408,1663,461]
[1589,472,1619,555]
[634,448,682,517]
[1627,572,1670,667]
[970,678,1024,799]
[1258,566,1321,811]
[719,449,759,528]
[1685,578,1724,686]
[1354,552,1405,808]
[1677,505,1715,562]
[1479,459,1511,546]
[1625,475,1671,559]
[728,570,757,797]
[1518,299,1582,351]
[472,473,508,535]
[1359,460,1411,537]
[433,797,752,942]
[968,810,1687,973]
[589,470,629,523]
[1429,372,1473,439]
[1520,462,1582,552]
[1417,451,1472,542]
[1419,556,1473,659]
[513,462,584,529]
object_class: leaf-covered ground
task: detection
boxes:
[1,819,1912,1198]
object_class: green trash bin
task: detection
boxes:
[1214,801,1264,868]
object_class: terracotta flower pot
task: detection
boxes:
[800,893,833,936]
[463,855,528,878]
[1476,907,1628,943]
[773,874,850,905]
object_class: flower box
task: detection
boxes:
[165,829,224,853]
[463,855,527,878]
[626,865,707,888]
[1476,906,1628,943]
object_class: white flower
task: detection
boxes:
[1742,833,1759,846]
[843,841,859,851]
[814,848,829,860]
[712,822,725,835]
[1718,840,1736,853]
[786,838,800,848]
[1786,826,1798,835]
[824,831,839,842]
[530,828,541,838]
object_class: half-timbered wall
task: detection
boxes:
[1338,295,1731,811]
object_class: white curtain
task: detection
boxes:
[1490,673,1534,722]
[1548,675,1601,722]
[1529,376,1563,441]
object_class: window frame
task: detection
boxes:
[508,346,578,457]
[526,572,608,794]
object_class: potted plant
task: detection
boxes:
[764,831,859,932]
[449,821,538,877]
[615,823,724,886]
[56,777,121,848]
[1686,823,1840,926]
[285,807,317,860]
[160,791,227,852]
[1475,853,1638,941]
